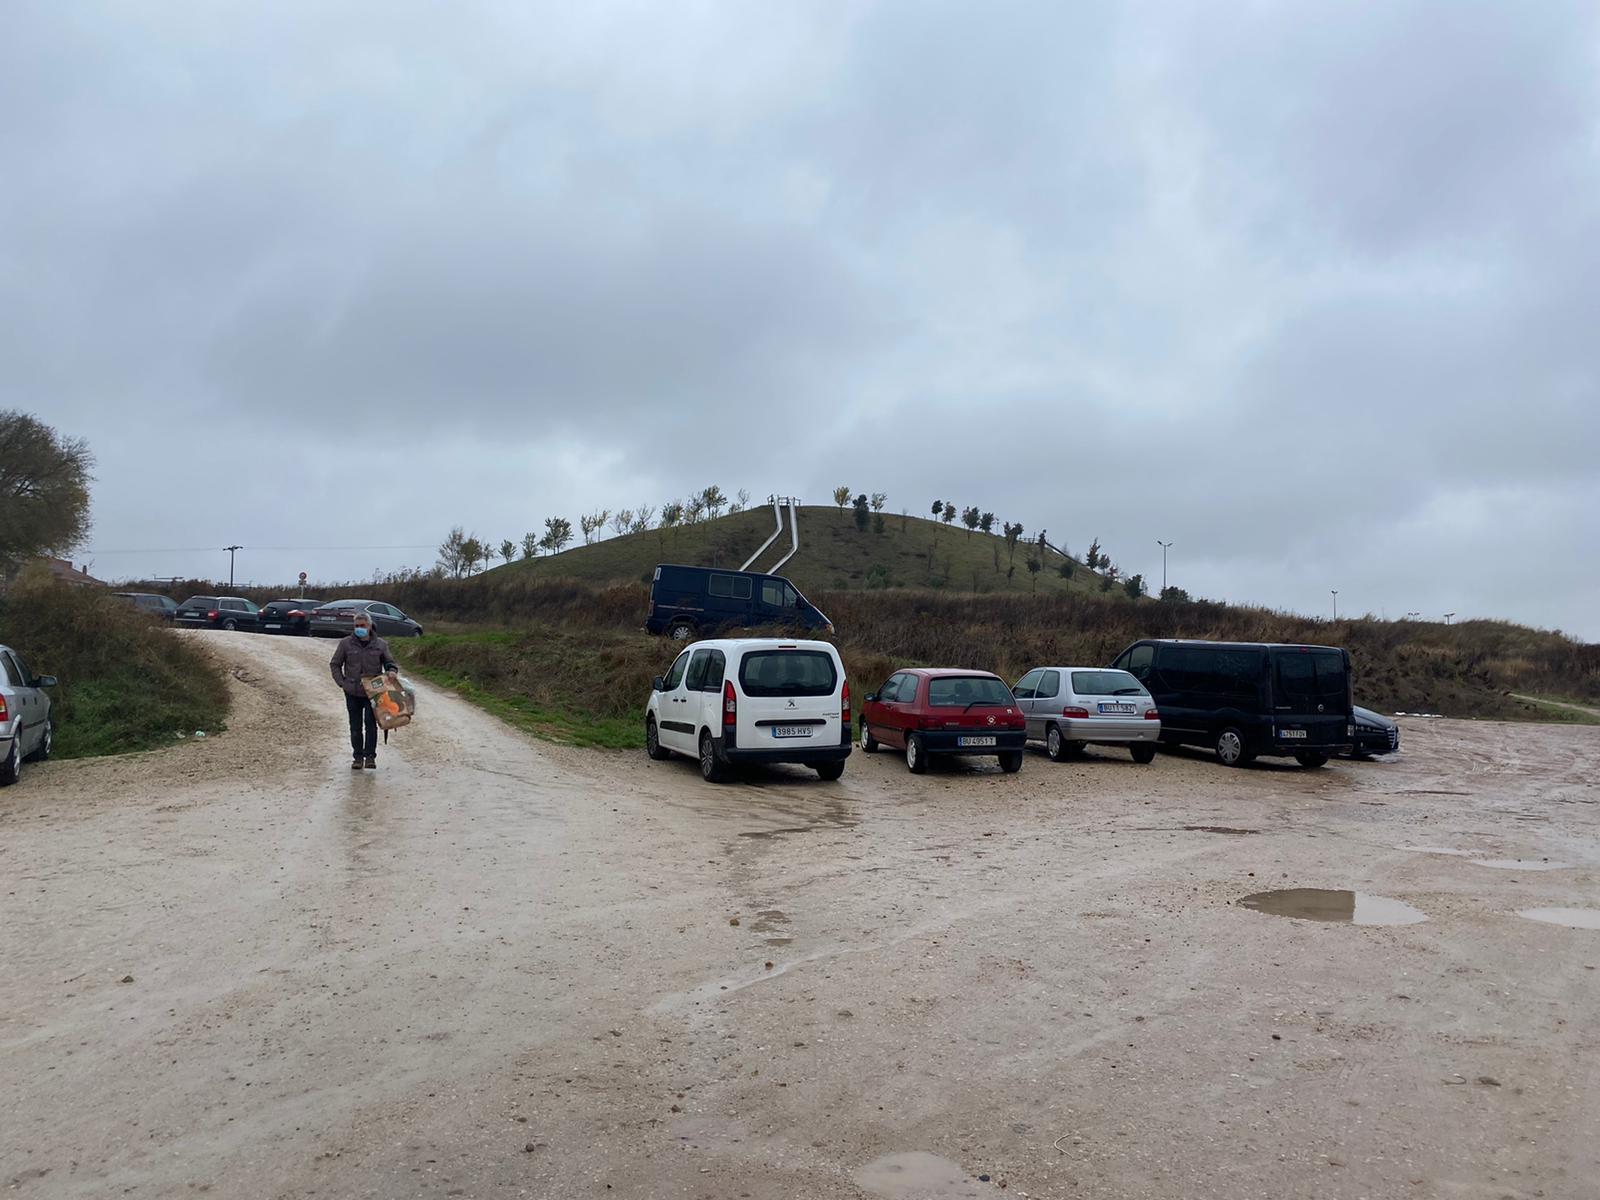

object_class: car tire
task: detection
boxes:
[645,716,670,761]
[998,750,1023,774]
[1215,727,1252,767]
[669,620,695,642]
[699,730,727,783]
[860,719,878,753]
[1130,743,1157,764]
[814,761,845,781]
[0,739,20,786]
[906,733,928,775]
[222,619,238,631]
[1045,724,1070,762]
[25,720,52,763]
[1295,751,1330,769]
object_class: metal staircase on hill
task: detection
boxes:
[740,496,802,574]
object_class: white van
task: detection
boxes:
[645,638,851,783]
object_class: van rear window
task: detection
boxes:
[738,651,837,697]
[1272,649,1347,709]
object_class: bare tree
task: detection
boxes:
[437,526,468,578]
[612,509,633,537]
[733,487,751,514]
[632,504,655,534]
[699,486,727,518]
[684,496,705,524]
[870,492,887,513]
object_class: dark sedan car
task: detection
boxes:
[258,598,323,636]
[112,592,178,622]
[307,599,424,639]
[173,595,261,632]
[1344,706,1400,758]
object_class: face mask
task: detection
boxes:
[355,626,370,639]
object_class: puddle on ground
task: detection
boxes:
[1185,825,1260,835]
[1239,889,1428,926]
[1398,845,1474,856]
[1470,858,1571,871]
[750,910,790,933]
[854,1152,983,1199]
[1516,908,1600,930]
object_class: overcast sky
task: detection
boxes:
[10,2,1598,637]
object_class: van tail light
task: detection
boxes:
[841,680,851,724]
[723,680,737,727]
[1144,708,1160,720]
[1061,706,1090,718]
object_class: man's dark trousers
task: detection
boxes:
[345,690,378,760]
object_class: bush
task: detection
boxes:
[0,571,230,757]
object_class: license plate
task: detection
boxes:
[1098,702,1135,714]
[770,725,811,739]
[958,735,997,748]
[1280,728,1307,739]
[264,623,281,629]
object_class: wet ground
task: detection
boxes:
[3,633,1598,1199]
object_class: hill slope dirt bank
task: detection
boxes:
[3,631,1598,1198]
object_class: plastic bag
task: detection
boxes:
[364,674,416,732]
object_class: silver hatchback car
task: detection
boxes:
[1012,666,1161,763]
[0,643,57,785]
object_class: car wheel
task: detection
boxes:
[645,716,670,761]
[669,620,695,642]
[1215,727,1252,767]
[1045,724,1069,762]
[1295,751,1330,769]
[905,733,928,774]
[998,750,1023,774]
[413,627,424,637]
[814,761,845,781]
[222,618,238,631]
[860,719,878,753]
[0,739,20,786]
[1130,743,1157,764]
[699,731,727,783]
[25,720,52,763]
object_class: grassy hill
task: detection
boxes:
[489,505,1118,598]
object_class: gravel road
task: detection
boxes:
[3,632,1597,1199]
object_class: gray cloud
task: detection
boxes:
[8,1,1597,636]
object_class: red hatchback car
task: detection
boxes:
[859,668,1026,774]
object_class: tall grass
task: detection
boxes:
[0,570,231,757]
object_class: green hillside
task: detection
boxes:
[491,505,1122,598]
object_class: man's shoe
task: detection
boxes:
[363,757,377,769]
[351,759,364,770]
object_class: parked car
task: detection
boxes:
[1013,666,1161,763]
[258,598,323,636]
[645,638,850,782]
[174,595,261,632]
[307,599,424,639]
[0,643,56,785]
[1344,706,1400,758]
[859,668,1026,774]
[1110,639,1354,767]
[112,592,178,622]
[646,564,832,641]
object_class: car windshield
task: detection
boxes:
[927,676,1013,708]
[1071,670,1147,697]
[738,650,837,697]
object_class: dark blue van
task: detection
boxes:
[646,564,833,641]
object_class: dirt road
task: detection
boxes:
[4,633,1598,1199]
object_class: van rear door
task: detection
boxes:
[1268,648,1350,749]
[734,647,841,750]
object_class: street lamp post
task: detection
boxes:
[1444,612,1456,626]
[224,544,243,587]
[1156,540,1173,594]
[1331,589,1339,621]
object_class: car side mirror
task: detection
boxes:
[864,693,878,704]
[652,675,666,692]
[37,675,58,688]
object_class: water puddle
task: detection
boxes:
[1238,889,1428,926]
[854,1152,984,1199]
[1397,845,1474,856]
[1516,908,1600,930]
[750,909,790,933]
[1470,858,1570,871]
[1184,825,1260,835]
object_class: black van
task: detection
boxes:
[1110,639,1353,767]
[645,564,832,641]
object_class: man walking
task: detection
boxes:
[329,612,398,769]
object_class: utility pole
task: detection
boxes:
[1156,540,1173,594]
[1331,589,1339,620]
[224,545,243,587]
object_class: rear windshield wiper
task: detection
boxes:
[1111,687,1143,695]
[963,700,994,712]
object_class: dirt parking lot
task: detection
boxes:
[3,633,1597,1199]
